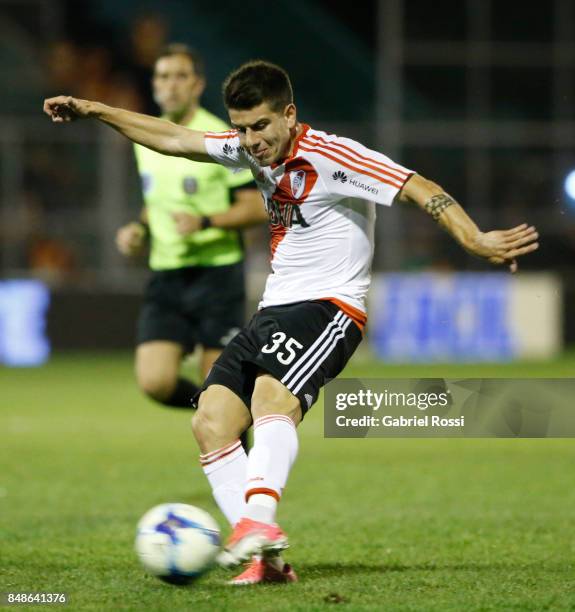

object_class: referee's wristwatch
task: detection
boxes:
[200,216,212,230]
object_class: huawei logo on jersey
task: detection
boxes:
[222,143,234,156]
[350,178,379,195]
[332,170,348,183]
[289,170,306,199]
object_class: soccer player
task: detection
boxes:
[115,44,266,412]
[44,61,539,585]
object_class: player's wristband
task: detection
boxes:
[200,216,213,230]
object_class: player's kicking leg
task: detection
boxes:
[218,374,299,563]
[192,380,297,584]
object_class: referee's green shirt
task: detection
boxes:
[134,108,254,270]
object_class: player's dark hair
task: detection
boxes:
[155,43,205,79]
[223,60,293,112]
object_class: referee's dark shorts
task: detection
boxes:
[137,261,245,352]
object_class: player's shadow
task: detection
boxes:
[301,561,555,577]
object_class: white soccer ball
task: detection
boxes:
[135,503,221,584]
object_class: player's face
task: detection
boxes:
[152,54,205,116]
[228,102,297,166]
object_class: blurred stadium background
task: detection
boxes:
[0,0,574,366]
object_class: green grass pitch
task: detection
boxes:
[1,351,574,611]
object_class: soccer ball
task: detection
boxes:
[135,503,221,584]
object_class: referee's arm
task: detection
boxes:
[220,186,268,229]
[172,186,267,236]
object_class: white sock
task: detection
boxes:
[244,415,299,524]
[245,493,278,524]
[200,439,246,527]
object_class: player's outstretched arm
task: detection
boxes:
[397,173,539,273]
[43,96,212,163]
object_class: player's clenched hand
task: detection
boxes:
[116,222,147,256]
[172,212,202,236]
[43,96,92,122]
[471,223,539,273]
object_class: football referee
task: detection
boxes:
[116,44,266,413]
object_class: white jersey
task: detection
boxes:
[204,124,413,328]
